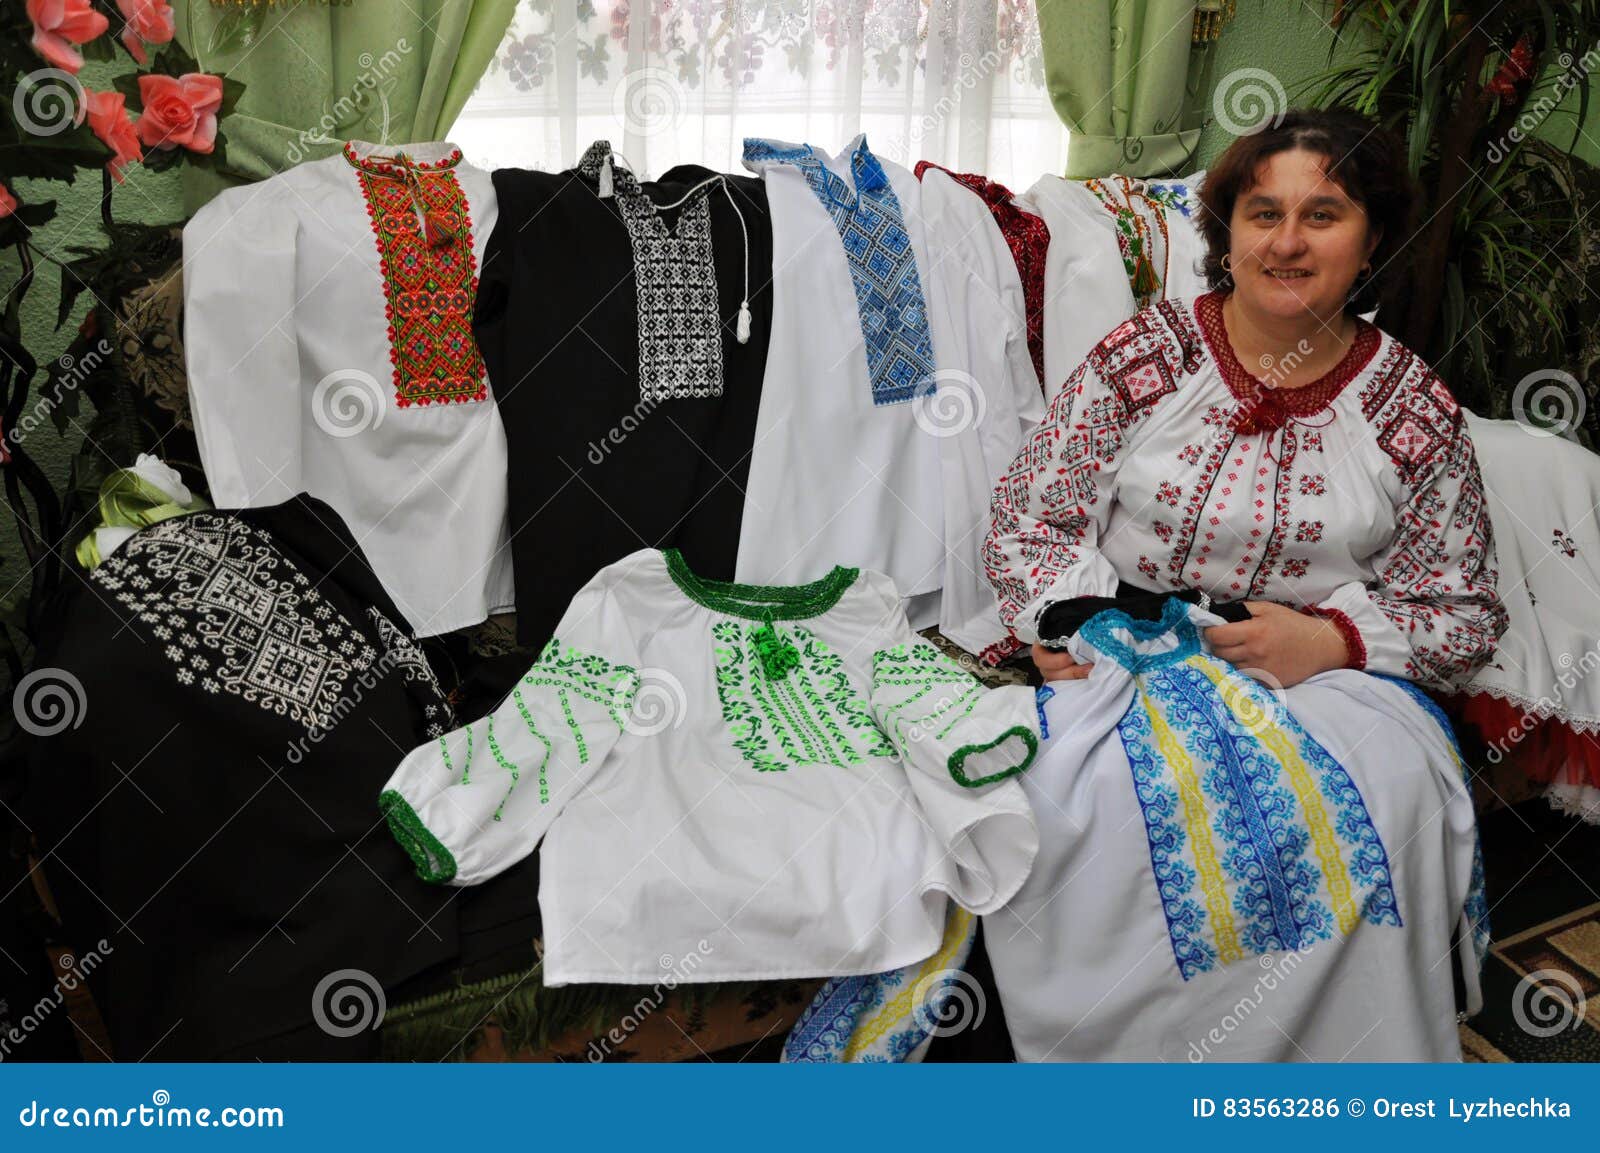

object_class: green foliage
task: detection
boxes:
[1300,0,1600,420]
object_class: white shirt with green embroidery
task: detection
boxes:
[380,548,1040,986]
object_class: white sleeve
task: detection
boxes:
[182,182,303,507]
[868,604,1039,914]
[379,578,641,886]
[919,169,1044,654]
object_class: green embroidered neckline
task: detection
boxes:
[662,549,858,621]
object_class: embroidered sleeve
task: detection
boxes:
[182,183,303,506]
[983,353,1143,645]
[379,580,640,885]
[1316,398,1507,691]
[869,637,1038,915]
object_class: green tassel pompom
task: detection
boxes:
[751,619,801,680]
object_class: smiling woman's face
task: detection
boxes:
[1227,147,1380,321]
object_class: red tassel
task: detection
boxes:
[422,210,456,248]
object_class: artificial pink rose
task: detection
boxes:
[115,0,175,67]
[85,89,143,183]
[135,72,224,155]
[26,0,110,75]
[0,185,17,219]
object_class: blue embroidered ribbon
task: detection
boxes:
[743,136,936,407]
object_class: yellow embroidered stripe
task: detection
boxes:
[843,907,975,1060]
[1190,656,1360,936]
[1143,688,1243,965]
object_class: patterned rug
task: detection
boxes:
[1458,799,1600,1062]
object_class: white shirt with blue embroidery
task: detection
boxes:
[735,135,1041,658]
[379,548,1040,986]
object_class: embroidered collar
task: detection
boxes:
[343,140,464,175]
[1078,597,1201,674]
[578,141,727,404]
[1195,290,1381,429]
[743,135,935,407]
[663,548,857,621]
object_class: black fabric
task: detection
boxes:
[476,158,772,648]
[1037,580,1253,644]
[22,495,459,1059]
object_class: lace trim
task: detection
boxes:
[1194,291,1381,424]
[578,141,725,404]
[662,548,857,621]
[1461,681,1600,734]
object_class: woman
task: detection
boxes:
[980,109,1506,1061]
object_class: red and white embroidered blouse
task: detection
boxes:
[984,291,1508,691]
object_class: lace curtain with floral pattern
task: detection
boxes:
[453,0,1063,184]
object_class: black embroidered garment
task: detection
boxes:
[475,150,772,647]
[23,495,460,1059]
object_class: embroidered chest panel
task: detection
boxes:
[711,619,896,772]
[1081,610,1401,980]
[580,141,726,405]
[351,149,487,407]
[747,139,936,407]
[93,515,378,733]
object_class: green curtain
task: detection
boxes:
[175,0,518,212]
[1036,0,1215,178]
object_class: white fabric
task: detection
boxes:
[985,611,1484,1061]
[182,142,515,637]
[919,165,1046,653]
[736,137,1038,654]
[1017,174,1136,400]
[454,0,1063,188]
[381,548,1040,986]
[985,296,1506,693]
[1461,411,1600,738]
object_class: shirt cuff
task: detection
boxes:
[1299,604,1367,670]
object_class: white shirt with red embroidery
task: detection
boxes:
[984,291,1508,691]
[183,140,514,637]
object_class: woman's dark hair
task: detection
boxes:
[1196,108,1416,316]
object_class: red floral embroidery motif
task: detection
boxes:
[350,145,486,407]
[1298,473,1327,496]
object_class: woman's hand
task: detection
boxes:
[1033,642,1093,682]
[1203,601,1350,688]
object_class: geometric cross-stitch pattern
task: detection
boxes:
[745,136,936,407]
[1081,600,1403,981]
[579,140,726,406]
[349,144,487,407]
[92,513,377,734]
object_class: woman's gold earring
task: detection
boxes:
[1220,254,1233,273]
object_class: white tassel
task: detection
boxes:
[598,157,613,199]
[736,301,751,344]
